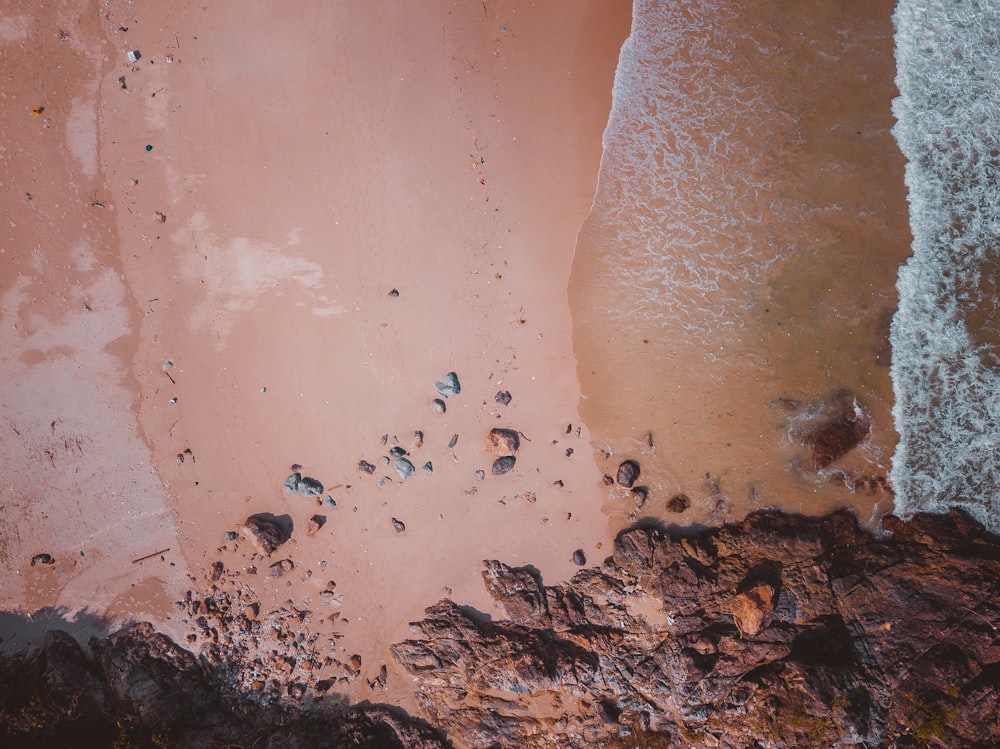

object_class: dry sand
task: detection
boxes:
[1,0,632,708]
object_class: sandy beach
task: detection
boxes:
[1,0,632,708]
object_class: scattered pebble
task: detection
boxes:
[617,459,640,488]
[565,448,574,457]
[307,515,326,535]
[358,460,376,475]
[225,531,238,541]
[323,495,337,508]
[667,494,691,513]
[495,390,512,406]
[475,469,486,481]
[422,461,433,474]
[388,288,400,297]
[30,553,54,566]
[435,372,461,398]
[571,549,587,566]
[391,517,406,533]
[389,446,408,458]
[432,398,447,413]
[395,458,415,480]
[448,434,460,448]
[491,455,516,476]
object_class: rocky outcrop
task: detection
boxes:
[0,621,451,749]
[392,510,1000,748]
[3,510,998,748]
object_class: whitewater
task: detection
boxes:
[891,0,1000,532]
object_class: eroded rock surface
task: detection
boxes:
[392,510,1000,748]
[0,622,451,749]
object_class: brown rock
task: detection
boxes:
[268,559,294,577]
[242,514,291,555]
[307,515,326,535]
[667,493,691,513]
[730,581,775,636]
[485,428,520,456]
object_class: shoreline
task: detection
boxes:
[3,507,998,748]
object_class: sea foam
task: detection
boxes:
[891,0,1000,531]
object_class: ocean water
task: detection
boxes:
[891,0,1000,532]
[570,0,912,530]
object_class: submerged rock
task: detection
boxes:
[788,389,872,470]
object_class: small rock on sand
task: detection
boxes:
[448,434,459,448]
[268,559,294,578]
[491,455,516,476]
[396,458,415,480]
[30,553,54,566]
[435,372,461,398]
[243,515,291,555]
[495,390,512,406]
[391,517,406,533]
[283,472,324,497]
[308,515,326,535]
[667,494,691,513]
[475,469,486,481]
[432,398,447,414]
[571,549,587,566]
[389,446,408,458]
[422,461,433,474]
[616,460,640,488]
[486,428,520,456]
[358,460,377,475]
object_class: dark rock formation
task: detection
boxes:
[392,509,1000,748]
[0,622,451,749]
[242,513,292,555]
[359,459,377,475]
[486,428,520,456]
[616,459,640,487]
[491,455,516,475]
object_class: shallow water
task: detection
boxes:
[570,0,911,531]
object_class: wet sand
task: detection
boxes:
[0,0,189,646]
[570,0,912,535]
[1,0,631,708]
